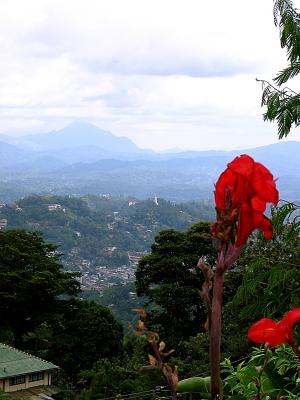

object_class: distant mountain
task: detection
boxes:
[0,122,299,202]
[42,148,299,201]
[0,121,143,153]
[0,141,65,173]
[0,141,32,164]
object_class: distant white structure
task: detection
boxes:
[154,196,158,206]
[128,251,148,267]
[0,219,7,230]
[47,204,62,211]
[11,204,22,212]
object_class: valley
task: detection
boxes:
[0,194,214,294]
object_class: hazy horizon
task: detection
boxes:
[1,1,300,151]
[1,120,300,153]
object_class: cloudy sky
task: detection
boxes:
[1,0,300,151]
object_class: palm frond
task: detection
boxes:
[274,0,300,63]
[274,62,300,85]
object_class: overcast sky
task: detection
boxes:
[1,0,300,151]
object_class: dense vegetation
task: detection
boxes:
[2,0,300,398]
[0,195,214,271]
[0,230,123,387]
[1,197,300,400]
[135,222,215,343]
[80,282,146,330]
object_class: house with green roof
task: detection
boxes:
[0,343,59,393]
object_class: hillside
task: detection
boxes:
[0,195,214,276]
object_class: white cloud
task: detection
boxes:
[0,0,298,150]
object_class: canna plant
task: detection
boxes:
[206,154,279,399]
[181,154,279,399]
[154,154,286,399]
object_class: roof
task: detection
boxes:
[0,343,59,379]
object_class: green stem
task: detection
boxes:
[210,268,224,400]
[255,348,269,400]
[289,339,300,359]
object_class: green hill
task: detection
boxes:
[0,195,214,272]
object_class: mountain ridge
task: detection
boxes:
[0,121,299,202]
[0,121,300,161]
[0,121,143,154]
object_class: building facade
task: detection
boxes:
[0,343,59,393]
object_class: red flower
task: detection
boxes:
[212,154,278,246]
[248,308,300,347]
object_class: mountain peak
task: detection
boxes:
[61,121,110,135]
[18,122,141,153]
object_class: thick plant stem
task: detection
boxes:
[210,268,225,400]
[166,376,177,400]
[149,340,177,400]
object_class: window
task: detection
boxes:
[9,375,26,386]
[29,372,44,382]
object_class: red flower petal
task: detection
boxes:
[251,196,267,213]
[263,324,287,347]
[283,308,300,327]
[252,212,273,240]
[248,309,300,348]
[213,154,278,245]
[214,169,237,209]
[228,154,255,181]
[248,318,277,343]
[248,318,287,347]
[252,162,279,206]
[236,202,254,246]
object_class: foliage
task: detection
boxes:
[171,334,210,379]
[221,344,300,399]
[259,0,300,137]
[48,300,123,380]
[0,229,80,343]
[135,222,215,343]
[75,336,165,400]
[0,195,214,270]
[0,228,125,392]
[81,282,146,332]
[230,202,300,324]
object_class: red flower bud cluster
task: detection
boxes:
[211,154,279,246]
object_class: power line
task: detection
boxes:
[96,388,170,400]
[96,355,253,400]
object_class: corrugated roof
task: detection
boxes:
[0,343,59,378]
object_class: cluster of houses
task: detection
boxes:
[79,264,136,292]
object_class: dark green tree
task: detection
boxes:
[48,300,123,380]
[259,0,300,137]
[0,229,80,343]
[135,222,215,343]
